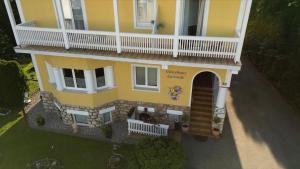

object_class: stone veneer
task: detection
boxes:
[41,91,190,128]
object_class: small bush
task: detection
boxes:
[36,115,45,126]
[128,137,186,169]
[101,124,113,139]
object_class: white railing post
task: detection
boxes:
[113,0,121,53]
[235,0,253,63]
[4,0,20,45]
[173,0,182,57]
[54,0,70,49]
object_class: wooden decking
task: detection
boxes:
[15,45,241,67]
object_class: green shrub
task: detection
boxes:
[128,137,186,169]
[101,124,113,139]
[36,115,45,126]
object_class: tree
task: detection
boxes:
[128,137,186,169]
[0,60,28,117]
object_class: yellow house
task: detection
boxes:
[5,0,252,137]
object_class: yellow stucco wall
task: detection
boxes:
[19,0,241,36]
[35,55,228,108]
[20,0,58,28]
[206,0,241,37]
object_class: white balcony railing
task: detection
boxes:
[16,21,241,61]
[127,119,169,137]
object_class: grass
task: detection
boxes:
[0,113,133,169]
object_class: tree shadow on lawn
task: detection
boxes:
[0,113,133,169]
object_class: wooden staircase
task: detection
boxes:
[189,87,213,137]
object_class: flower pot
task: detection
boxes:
[181,124,189,133]
[212,128,220,137]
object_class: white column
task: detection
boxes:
[31,55,44,91]
[113,0,121,53]
[53,67,64,91]
[235,0,253,63]
[54,0,70,49]
[16,0,25,23]
[84,70,96,94]
[216,87,227,109]
[173,0,182,57]
[4,0,20,45]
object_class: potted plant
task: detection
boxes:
[36,114,45,126]
[212,115,222,137]
[181,113,190,133]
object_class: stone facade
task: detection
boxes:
[41,91,190,128]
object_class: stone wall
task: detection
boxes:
[40,91,190,128]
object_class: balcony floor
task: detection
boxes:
[15,45,241,69]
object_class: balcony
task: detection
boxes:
[15,21,242,63]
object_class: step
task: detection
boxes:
[190,121,211,128]
[191,101,212,107]
[192,95,213,102]
[189,127,211,136]
[191,110,212,116]
[190,114,212,121]
[191,105,212,112]
[190,116,212,122]
[193,87,212,92]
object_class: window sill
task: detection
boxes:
[133,86,159,92]
[134,24,153,30]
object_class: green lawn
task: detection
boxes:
[0,114,132,169]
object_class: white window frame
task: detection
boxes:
[60,68,87,91]
[67,109,89,126]
[99,106,115,125]
[60,0,88,30]
[93,67,107,90]
[133,0,156,29]
[132,64,160,91]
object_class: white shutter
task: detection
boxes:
[45,62,55,83]
[104,66,114,87]
[84,70,96,94]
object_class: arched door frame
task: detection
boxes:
[189,70,222,107]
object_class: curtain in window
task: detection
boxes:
[74,69,86,88]
[147,67,157,86]
[137,0,154,24]
[63,68,75,87]
[136,67,146,85]
[95,68,106,88]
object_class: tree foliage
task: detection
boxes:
[0,60,28,111]
[245,0,300,110]
[128,137,186,169]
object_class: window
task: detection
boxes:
[167,110,183,123]
[135,0,155,28]
[62,68,86,89]
[73,114,89,125]
[102,112,112,124]
[95,68,106,88]
[99,106,115,124]
[61,0,85,30]
[133,65,159,90]
[168,114,180,123]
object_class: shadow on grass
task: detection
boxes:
[0,113,23,136]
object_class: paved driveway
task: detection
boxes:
[183,60,300,169]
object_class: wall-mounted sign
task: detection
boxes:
[166,70,187,79]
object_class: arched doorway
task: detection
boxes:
[189,71,219,137]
